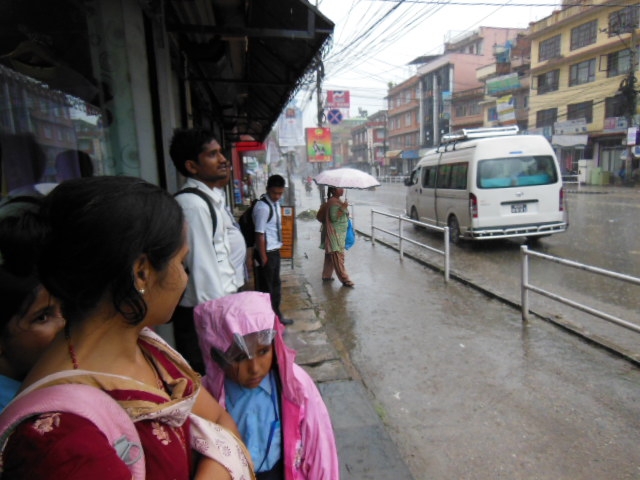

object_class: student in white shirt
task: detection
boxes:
[253,174,292,326]
[169,128,246,373]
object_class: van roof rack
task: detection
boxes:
[441,125,519,144]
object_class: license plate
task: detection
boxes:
[511,203,527,213]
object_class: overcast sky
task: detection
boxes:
[299,0,561,126]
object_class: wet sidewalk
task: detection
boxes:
[277,189,640,479]
[279,257,415,479]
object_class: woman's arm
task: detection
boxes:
[193,458,232,480]
[192,387,241,438]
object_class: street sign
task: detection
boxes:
[327,109,343,125]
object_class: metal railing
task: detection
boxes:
[520,245,640,333]
[562,174,580,190]
[370,209,450,282]
[379,175,408,184]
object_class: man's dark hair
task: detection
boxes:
[169,128,218,177]
[266,174,285,189]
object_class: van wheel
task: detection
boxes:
[410,207,421,230]
[448,215,461,244]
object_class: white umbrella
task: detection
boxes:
[313,168,380,190]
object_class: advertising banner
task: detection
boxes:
[280,206,295,260]
[496,95,515,123]
[306,127,332,163]
[487,73,521,95]
[326,91,350,109]
[278,106,304,147]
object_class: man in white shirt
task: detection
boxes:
[169,128,246,373]
[253,174,293,326]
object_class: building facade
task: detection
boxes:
[527,0,639,177]
[476,33,532,132]
[386,76,420,175]
[350,110,387,175]
[418,27,526,147]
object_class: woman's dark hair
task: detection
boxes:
[169,128,217,177]
[0,196,47,328]
[38,176,185,326]
[327,186,338,198]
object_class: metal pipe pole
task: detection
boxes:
[521,245,529,322]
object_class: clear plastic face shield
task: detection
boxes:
[212,329,276,367]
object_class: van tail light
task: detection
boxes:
[559,187,564,212]
[469,193,478,218]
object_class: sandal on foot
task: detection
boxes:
[342,281,355,288]
[322,277,335,282]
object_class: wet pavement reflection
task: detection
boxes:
[293,181,640,479]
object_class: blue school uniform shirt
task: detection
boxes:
[225,371,282,472]
[0,375,21,411]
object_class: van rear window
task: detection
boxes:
[477,156,558,188]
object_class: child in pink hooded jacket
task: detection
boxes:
[194,291,339,480]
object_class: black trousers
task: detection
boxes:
[171,305,205,375]
[254,249,282,319]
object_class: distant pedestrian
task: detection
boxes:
[319,187,354,287]
[195,291,340,479]
[253,174,293,325]
[618,163,627,184]
[169,128,246,373]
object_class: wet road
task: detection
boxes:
[340,183,640,360]
[293,183,640,479]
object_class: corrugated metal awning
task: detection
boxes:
[166,0,334,144]
[385,149,403,158]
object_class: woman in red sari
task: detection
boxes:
[0,177,254,479]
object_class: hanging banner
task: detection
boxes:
[326,91,350,109]
[278,105,304,147]
[306,127,332,163]
[280,206,295,262]
[497,95,515,123]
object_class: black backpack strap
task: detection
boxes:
[259,194,274,223]
[175,188,217,237]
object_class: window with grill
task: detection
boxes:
[569,59,596,86]
[536,108,557,128]
[537,70,560,94]
[605,95,625,117]
[607,49,632,78]
[567,101,593,123]
[570,20,597,50]
[539,35,561,61]
[608,4,639,36]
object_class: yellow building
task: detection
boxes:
[528,0,638,181]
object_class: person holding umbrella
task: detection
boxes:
[319,186,354,287]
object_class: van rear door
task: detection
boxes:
[474,154,563,230]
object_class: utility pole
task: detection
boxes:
[621,26,638,182]
[315,56,326,203]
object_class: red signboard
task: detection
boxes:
[326,91,350,109]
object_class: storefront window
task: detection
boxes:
[0,0,147,197]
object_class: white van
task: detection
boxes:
[405,126,568,244]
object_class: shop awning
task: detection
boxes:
[165,0,334,144]
[235,141,266,152]
[551,135,588,147]
[385,149,403,158]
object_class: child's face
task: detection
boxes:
[224,343,274,389]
